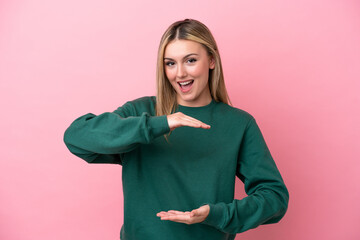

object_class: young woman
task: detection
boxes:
[64,19,289,240]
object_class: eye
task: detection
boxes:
[187,58,197,63]
[165,61,175,66]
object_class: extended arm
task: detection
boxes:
[63,101,170,164]
[63,100,211,164]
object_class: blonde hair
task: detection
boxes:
[156,19,231,137]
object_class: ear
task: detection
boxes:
[209,57,215,69]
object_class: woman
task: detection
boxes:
[64,19,289,240]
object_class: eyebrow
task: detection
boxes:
[164,53,199,61]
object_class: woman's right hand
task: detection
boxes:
[167,112,211,131]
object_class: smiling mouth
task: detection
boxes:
[178,80,194,89]
[177,80,194,92]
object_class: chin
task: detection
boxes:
[180,96,200,105]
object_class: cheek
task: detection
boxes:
[165,68,176,81]
[190,64,209,78]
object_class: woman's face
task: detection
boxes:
[164,39,215,107]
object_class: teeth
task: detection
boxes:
[179,80,193,86]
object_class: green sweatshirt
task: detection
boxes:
[63,96,289,240]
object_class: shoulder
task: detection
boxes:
[120,96,156,116]
[215,101,255,123]
[125,96,156,106]
[213,102,263,137]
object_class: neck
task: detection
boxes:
[177,90,212,107]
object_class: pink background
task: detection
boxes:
[1,0,359,239]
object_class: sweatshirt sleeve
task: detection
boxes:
[63,100,170,165]
[201,117,289,234]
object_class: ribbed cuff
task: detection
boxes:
[148,115,170,138]
[200,203,224,228]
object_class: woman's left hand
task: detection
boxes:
[156,205,210,224]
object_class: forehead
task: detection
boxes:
[164,39,206,58]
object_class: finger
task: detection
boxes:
[186,121,211,129]
[161,213,191,222]
[157,211,182,217]
[164,212,179,216]
[177,113,206,123]
[157,211,179,216]
[182,115,210,125]
[156,211,168,215]
[157,212,173,217]
[168,113,210,130]
[168,210,186,214]
[156,212,166,217]
[181,117,211,129]
[190,210,197,217]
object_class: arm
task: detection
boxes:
[156,118,289,232]
[63,101,170,164]
[200,117,289,233]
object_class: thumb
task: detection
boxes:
[190,209,197,217]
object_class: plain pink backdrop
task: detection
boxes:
[1,0,359,239]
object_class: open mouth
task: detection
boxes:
[178,80,194,92]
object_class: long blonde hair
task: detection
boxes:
[156,19,231,135]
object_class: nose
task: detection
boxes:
[176,64,187,79]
